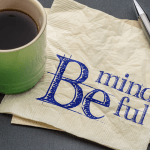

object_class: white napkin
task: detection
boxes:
[1,0,150,149]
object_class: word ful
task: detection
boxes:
[37,54,149,125]
[114,96,149,125]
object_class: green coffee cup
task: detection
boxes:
[0,0,47,94]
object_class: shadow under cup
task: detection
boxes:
[0,0,47,94]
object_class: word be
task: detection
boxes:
[37,55,110,120]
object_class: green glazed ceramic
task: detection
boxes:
[0,0,47,94]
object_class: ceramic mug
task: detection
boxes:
[0,0,47,94]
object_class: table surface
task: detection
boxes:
[1,0,150,150]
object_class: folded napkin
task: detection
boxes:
[1,0,150,149]
[11,8,142,132]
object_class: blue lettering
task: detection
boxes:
[82,89,110,119]
[37,54,89,109]
[140,88,150,102]
[117,74,129,92]
[114,96,149,125]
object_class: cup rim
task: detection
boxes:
[0,0,47,53]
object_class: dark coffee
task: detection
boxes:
[0,10,38,50]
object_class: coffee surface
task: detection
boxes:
[0,10,38,50]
